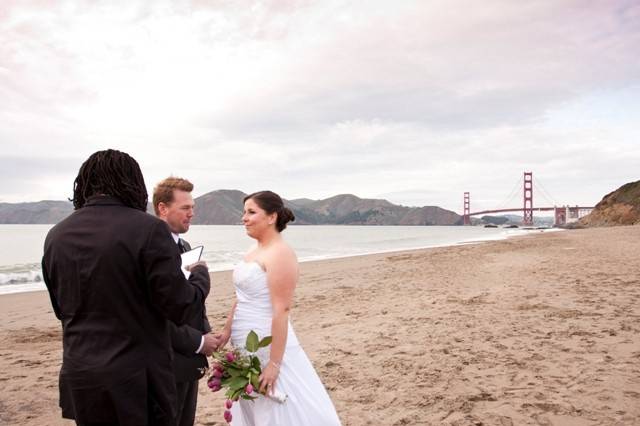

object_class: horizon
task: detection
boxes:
[1,185,608,219]
[1,1,638,212]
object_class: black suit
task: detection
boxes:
[170,238,211,426]
[42,196,210,426]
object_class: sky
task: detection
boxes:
[1,0,639,213]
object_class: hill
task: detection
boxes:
[192,192,461,225]
[0,191,462,226]
[0,200,73,224]
[579,180,640,226]
[192,189,246,225]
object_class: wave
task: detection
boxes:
[0,269,43,285]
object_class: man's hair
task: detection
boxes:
[72,149,148,211]
[152,176,194,215]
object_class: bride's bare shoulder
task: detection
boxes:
[265,241,297,265]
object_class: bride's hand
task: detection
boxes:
[259,360,280,395]
[214,327,231,350]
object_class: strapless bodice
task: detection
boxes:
[231,262,299,351]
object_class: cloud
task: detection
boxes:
[0,0,638,211]
[0,155,81,202]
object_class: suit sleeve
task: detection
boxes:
[141,221,211,324]
[169,322,203,355]
[41,257,62,320]
[168,257,208,355]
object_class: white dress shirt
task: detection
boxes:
[173,232,205,354]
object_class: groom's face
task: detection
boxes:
[159,189,194,234]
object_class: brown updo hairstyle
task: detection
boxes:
[244,190,295,232]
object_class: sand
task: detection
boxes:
[0,226,639,426]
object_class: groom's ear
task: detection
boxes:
[157,202,168,218]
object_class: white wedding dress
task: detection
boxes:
[230,261,341,426]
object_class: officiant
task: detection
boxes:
[42,150,211,426]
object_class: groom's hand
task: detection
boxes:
[213,327,231,350]
[200,333,221,356]
[186,261,208,271]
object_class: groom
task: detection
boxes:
[153,176,219,426]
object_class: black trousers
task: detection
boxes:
[175,380,199,426]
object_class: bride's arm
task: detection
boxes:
[215,301,237,349]
[260,246,298,394]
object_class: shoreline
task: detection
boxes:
[1,226,638,425]
[0,227,557,296]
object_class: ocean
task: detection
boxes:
[0,224,552,295]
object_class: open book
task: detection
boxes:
[180,245,203,279]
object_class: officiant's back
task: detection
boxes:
[42,149,210,426]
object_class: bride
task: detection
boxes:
[216,190,341,426]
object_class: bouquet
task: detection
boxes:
[207,330,287,423]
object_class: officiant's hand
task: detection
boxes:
[186,261,208,271]
[200,333,221,356]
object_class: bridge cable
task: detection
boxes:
[495,174,523,211]
[533,176,560,206]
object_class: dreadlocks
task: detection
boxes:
[71,149,148,211]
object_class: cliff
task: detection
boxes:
[579,180,640,226]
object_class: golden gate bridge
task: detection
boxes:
[462,172,594,226]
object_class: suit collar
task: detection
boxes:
[83,195,126,207]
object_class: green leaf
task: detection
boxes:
[223,365,244,377]
[225,388,234,399]
[250,374,260,391]
[228,376,249,391]
[228,368,244,378]
[246,330,259,352]
[230,388,243,401]
[241,394,257,401]
[251,356,261,371]
[258,336,273,348]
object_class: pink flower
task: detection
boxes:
[225,399,233,409]
[245,384,254,394]
[226,352,236,362]
[212,369,223,378]
[224,410,233,422]
[208,378,221,391]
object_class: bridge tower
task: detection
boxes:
[523,171,533,226]
[463,192,470,225]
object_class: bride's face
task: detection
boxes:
[242,198,276,238]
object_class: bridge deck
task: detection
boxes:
[469,207,594,216]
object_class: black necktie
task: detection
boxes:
[177,238,186,253]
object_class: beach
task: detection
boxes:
[1,226,638,425]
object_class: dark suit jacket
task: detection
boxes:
[170,239,211,382]
[42,196,210,426]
